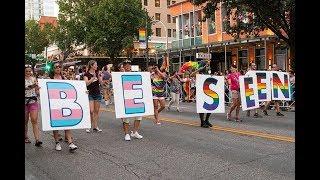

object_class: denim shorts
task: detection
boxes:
[88,94,103,102]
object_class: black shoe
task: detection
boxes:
[263,110,269,116]
[276,112,284,116]
[35,140,42,147]
[253,113,262,118]
[246,111,250,117]
[201,124,210,128]
[204,120,212,127]
[200,120,204,127]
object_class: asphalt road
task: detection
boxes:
[25,102,295,180]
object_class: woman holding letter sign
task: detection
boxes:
[227,65,242,122]
[25,65,43,147]
[84,60,104,133]
[50,62,78,152]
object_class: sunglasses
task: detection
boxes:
[54,65,61,69]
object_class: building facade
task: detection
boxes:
[133,0,183,57]
[164,0,291,72]
[25,0,58,21]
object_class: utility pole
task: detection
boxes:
[145,12,149,68]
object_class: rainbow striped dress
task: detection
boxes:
[151,75,166,98]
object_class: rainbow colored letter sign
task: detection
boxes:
[112,72,154,118]
[38,79,91,131]
[196,75,225,113]
[271,71,291,101]
[239,75,259,111]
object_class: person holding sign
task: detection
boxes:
[121,60,143,141]
[84,60,104,133]
[262,64,284,116]
[226,65,241,122]
[25,65,42,147]
[49,62,78,152]
[245,63,263,118]
[194,62,213,128]
[149,62,167,125]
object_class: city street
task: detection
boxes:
[25,102,295,180]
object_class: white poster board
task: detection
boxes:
[112,72,154,118]
[239,75,260,111]
[271,71,291,101]
[38,79,91,131]
[196,74,225,113]
[245,71,272,102]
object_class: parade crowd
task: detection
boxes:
[25,60,295,152]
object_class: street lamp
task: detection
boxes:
[151,20,168,51]
[151,20,169,68]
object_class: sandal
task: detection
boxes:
[35,140,43,147]
[25,138,31,143]
[235,117,242,122]
[227,113,232,121]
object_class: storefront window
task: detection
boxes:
[221,2,228,32]
[208,13,216,34]
[179,15,182,39]
[255,48,266,70]
[194,11,202,36]
[183,13,190,38]
[190,12,194,37]
[275,47,287,71]
[238,50,248,70]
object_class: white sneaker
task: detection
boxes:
[93,127,102,132]
[124,134,131,141]
[86,129,91,133]
[69,143,78,150]
[55,143,62,151]
[130,131,143,139]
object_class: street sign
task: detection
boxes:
[196,53,211,59]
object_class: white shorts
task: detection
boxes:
[122,116,142,124]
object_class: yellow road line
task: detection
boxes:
[100,108,295,143]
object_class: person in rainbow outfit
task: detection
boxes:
[148,61,167,125]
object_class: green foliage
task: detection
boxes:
[191,0,294,44]
[25,20,52,54]
[55,0,152,63]
[191,0,295,61]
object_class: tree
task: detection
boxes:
[56,0,152,64]
[191,0,295,69]
[54,0,88,61]
[85,0,151,64]
[25,20,54,67]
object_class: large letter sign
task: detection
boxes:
[196,75,225,113]
[122,75,145,114]
[112,72,154,118]
[255,71,271,102]
[239,75,259,111]
[38,79,91,131]
[271,71,291,101]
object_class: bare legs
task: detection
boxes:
[153,99,165,124]
[89,100,101,129]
